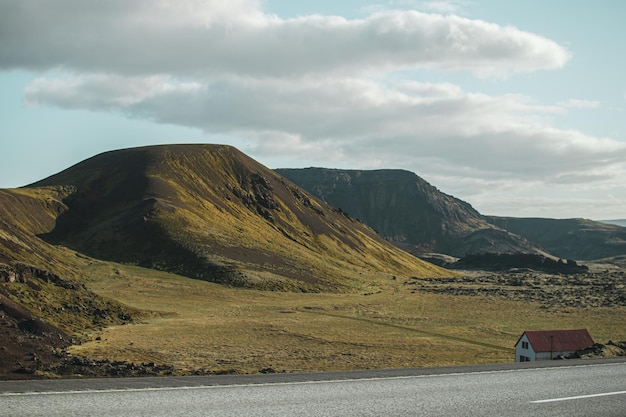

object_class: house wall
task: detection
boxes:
[535,350,575,360]
[516,333,578,361]
[515,334,535,362]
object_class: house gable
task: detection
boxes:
[515,333,535,362]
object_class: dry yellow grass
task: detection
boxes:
[69,262,626,374]
[4,145,621,377]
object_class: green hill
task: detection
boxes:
[29,145,450,291]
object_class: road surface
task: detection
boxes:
[1,359,625,416]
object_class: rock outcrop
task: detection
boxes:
[451,253,589,274]
[0,263,81,289]
[568,341,626,359]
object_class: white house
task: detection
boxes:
[515,329,594,362]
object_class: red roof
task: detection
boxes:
[521,329,594,353]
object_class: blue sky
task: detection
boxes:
[1,0,625,219]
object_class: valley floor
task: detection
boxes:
[55,262,626,377]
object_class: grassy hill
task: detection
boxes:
[1,144,624,378]
[0,144,454,376]
[30,145,450,291]
[0,186,75,272]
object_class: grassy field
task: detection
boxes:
[3,146,622,377]
[68,261,626,375]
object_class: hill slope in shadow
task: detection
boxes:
[28,145,450,291]
[485,216,626,261]
[277,168,543,258]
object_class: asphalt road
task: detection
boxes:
[1,359,625,416]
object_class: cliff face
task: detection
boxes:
[277,168,541,257]
[279,169,476,243]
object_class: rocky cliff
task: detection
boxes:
[277,168,542,257]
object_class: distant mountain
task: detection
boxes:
[19,144,449,291]
[276,168,543,258]
[600,219,626,228]
[484,216,626,261]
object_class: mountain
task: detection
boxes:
[22,144,450,291]
[1,144,455,376]
[485,216,626,261]
[276,168,543,258]
[600,219,626,228]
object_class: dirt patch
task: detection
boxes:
[43,353,176,377]
[0,262,138,380]
[0,290,71,379]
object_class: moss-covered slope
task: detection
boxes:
[28,144,451,291]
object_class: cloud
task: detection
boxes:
[24,75,203,109]
[5,0,622,219]
[429,165,626,219]
[471,191,626,219]
[24,74,626,186]
[0,0,569,78]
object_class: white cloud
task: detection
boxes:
[24,75,203,109]
[24,74,626,188]
[0,0,569,78]
[428,164,626,219]
[4,0,622,219]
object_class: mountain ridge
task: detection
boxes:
[277,167,626,262]
[276,167,546,258]
[485,216,626,261]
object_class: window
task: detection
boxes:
[521,341,529,349]
[519,355,530,362]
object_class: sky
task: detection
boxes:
[1,0,625,220]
